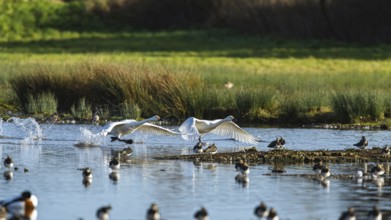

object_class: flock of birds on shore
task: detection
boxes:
[0,115,390,219]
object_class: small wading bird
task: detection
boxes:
[382,145,390,155]
[267,137,286,149]
[146,203,160,220]
[193,142,203,154]
[101,115,180,144]
[111,147,133,161]
[353,136,368,150]
[179,116,258,145]
[313,161,324,174]
[338,207,356,220]
[371,164,385,178]
[96,205,112,220]
[0,191,38,219]
[194,207,208,220]
[203,143,218,154]
[254,201,268,219]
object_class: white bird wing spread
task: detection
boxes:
[210,121,258,144]
[178,117,200,140]
[134,123,181,135]
[101,119,137,136]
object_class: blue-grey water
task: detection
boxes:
[0,118,390,220]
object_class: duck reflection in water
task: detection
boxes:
[109,171,120,182]
[3,171,13,180]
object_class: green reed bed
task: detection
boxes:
[6,61,391,125]
[2,30,391,124]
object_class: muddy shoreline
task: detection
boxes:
[153,148,391,164]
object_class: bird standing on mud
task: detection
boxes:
[101,115,180,144]
[203,143,218,154]
[179,115,258,145]
[193,141,203,154]
[353,136,368,149]
[267,137,286,149]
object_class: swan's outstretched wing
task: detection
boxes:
[134,123,181,135]
[210,121,258,144]
[178,117,200,140]
[101,119,136,136]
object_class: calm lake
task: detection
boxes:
[0,118,390,220]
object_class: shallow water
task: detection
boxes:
[0,119,390,220]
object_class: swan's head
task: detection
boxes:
[151,115,160,121]
[225,115,235,122]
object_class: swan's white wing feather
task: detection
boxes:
[210,121,257,144]
[101,119,137,136]
[134,123,181,135]
[178,117,200,140]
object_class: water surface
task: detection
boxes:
[0,119,390,219]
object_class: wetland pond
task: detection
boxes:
[0,118,390,220]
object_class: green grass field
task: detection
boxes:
[1,30,391,125]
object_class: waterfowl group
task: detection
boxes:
[193,142,218,154]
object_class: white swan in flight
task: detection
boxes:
[179,115,258,144]
[101,115,180,143]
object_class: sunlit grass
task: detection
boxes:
[1,30,391,124]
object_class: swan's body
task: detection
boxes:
[179,116,258,144]
[101,115,179,142]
